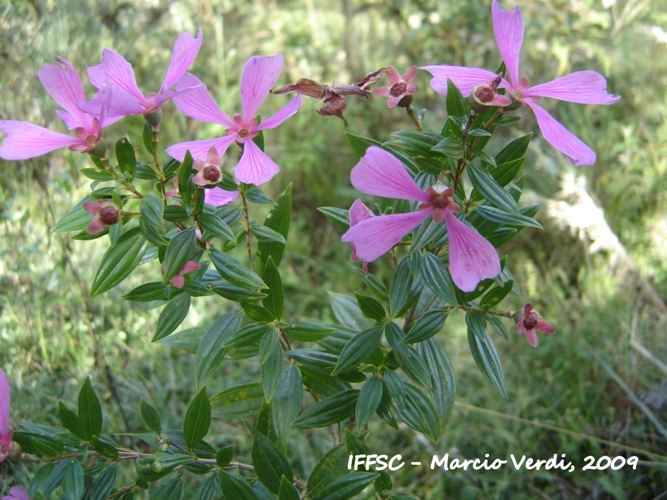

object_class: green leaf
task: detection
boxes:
[402,310,448,344]
[245,186,274,204]
[153,476,185,500]
[355,270,388,302]
[91,229,148,297]
[143,122,155,155]
[479,280,514,310]
[90,466,116,499]
[421,252,457,305]
[153,293,191,342]
[331,327,383,376]
[494,133,531,165]
[262,257,284,320]
[53,197,94,232]
[446,79,469,118]
[162,226,197,284]
[242,304,275,323]
[57,402,85,440]
[329,292,372,330]
[317,207,349,231]
[209,248,266,289]
[93,435,119,459]
[224,323,273,349]
[475,205,542,228]
[184,387,211,450]
[391,129,443,158]
[216,445,234,468]
[432,137,464,159]
[195,311,243,385]
[156,326,204,353]
[78,377,102,440]
[198,473,222,500]
[311,472,379,500]
[163,205,191,222]
[282,323,335,342]
[29,463,55,497]
[385,322,432,390]
[293,389,359,428]
[389,259,414,318]
[393,383,441,442]
[258,183,292,271]
[272,362,302,450]
[417,339,456,426]
[355,376,382,430]
[62,458,84,500]
[307,444,349,495]
[115,137,137,179]
[488,315,509,340]
[122,282,173,302]
[278,476,300,500]
[212,283,267,302]
[467,162,519,213]
[198,212,236,241]
[260,330,283,402]
[492,158,525,187]
[344,131,382,160]
[211,382,264,419]
[466,312,507,398]
[250,223,286,243]
[382,369,406,408]
[218,471,258,500]
[178,150,195,205]
[354,293,386,322]
[247,424,293,494]
[140,398,162,432]
[43,456,71,494]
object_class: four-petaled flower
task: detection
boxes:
[83,199,121,234]
[341,147,501,292]
[371,66,419,108]
[166,54,302,186]
[170,261,201,289]
[0,369,14,464]
[0,58,113,160]
[1,486,29,500]
[423,0,620,165]
[80,30,203,120]
[515,303,555,347]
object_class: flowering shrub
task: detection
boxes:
[0,1,618,498]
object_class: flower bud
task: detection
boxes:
[144,107,163,128]
[397,94,414,108]
[87,141,107,158]
[7,442,21,460]
[504,96,523,111]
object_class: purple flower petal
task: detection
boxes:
[240,54,284,120]
[0,121,80,160]
[403,66,418,84]
[166,135,236,162]
[80,86,146,120]
[445,210,500,292]
[371,87,391,97]
[170,275,185,289]
[234,138,279,185]
[421,65,499,97]
[350,146,429,202]
[87,218,105,234]
[161,28,203,91]
[38,57,92,130]
[205,187,239,206]
[537,319,555,334]
[525,100,596,165]
[255,95,302,131]
[525,329,538,347]
[387,96,402,108]
[349,199,374,227]
[5,486,29,500]
[181,261,201,274]
[524,71,620,105]
[88,49,146,105]
[172,73,234,126]
[491,0,524,87]
[341,210,432,262]
[386,66,401,85]
[0,369,9,437]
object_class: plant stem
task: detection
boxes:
[99,156,143,199]
[240,187,255,272]
[405,105,422,131]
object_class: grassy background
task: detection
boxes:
[1,0,667,497]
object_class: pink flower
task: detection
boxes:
[83,199,120,234]
[422,0,620,165]
[371,66,419,108]
[0,369,14,463]
[348,199,375,275]
[165,172,238,207]
[193,147,223,187]
[1,486,28,500]
[80,30,203,119]
[170,260,201,289]
[341,147,500,292]
[515,303,554,347]
[165,55,302,186]
[0,58,113,160]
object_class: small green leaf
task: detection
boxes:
[488,315,509,340]
[250,223,286,243]
[209,248,267,289]
[494,133,532,165]
[216,445,234,468]
[198,212,236,241]
[62,457,84,500]
[178,151,195,205]
[466,312,507,398]
[183,387,211,450]
[153,293,191,341]
[224,323,273,349]
[307,444,350,496]
[78,377,102,440]
[283,323,335,342]
[140,398,162,432]
[196,312,243,384]
[432,137,464,159]
[446,78,469,118]
[122,282,173,302]
[210,382,264,419]
[242,304,275,323]
[393,383,441,442]
[90,229,148,297]
[467,162,519,213]
[247,424,293,494]
[162,226,197,284]
[311,472,379,500]
[93,435,119,459]
[57,402,85,440]
[402,310,448,344]
[278,476,300,500]
[331,327,383,376]
[53,197,94,232]
[475,205,542,228]
[293,389,359,428]
[344,131,382,160]
[90,466,116,499]
[389,258,414,318]
[355,375,382,430]
[385,322,432,390]
[421,252,457,305]
[43,456,71,494]
[115,137,137,179]
[382,369,406,408]
[317,207,350,231]
[262,257,284,320]
[479,280,514,309]
[212,283,267,302]
[329,292,372,330]
[153,476,185,500]
[218,471,258,500]
[143,122,155,155]
[354,293,386,322]
[244,186,274,204]
[417,339,456,426]
[260,331,283,402]
[272,362,303,450]
[163,205,191,222]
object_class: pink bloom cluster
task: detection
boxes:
[166,55,302,186]
[0,369,14,463]
[342,147,500,292]
[423,0,620,165]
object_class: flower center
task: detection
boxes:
[390,82,408,97]
[523,312,538,331]
[237,128,251,139]
[100,205,120,225]
[203,165,221,183]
